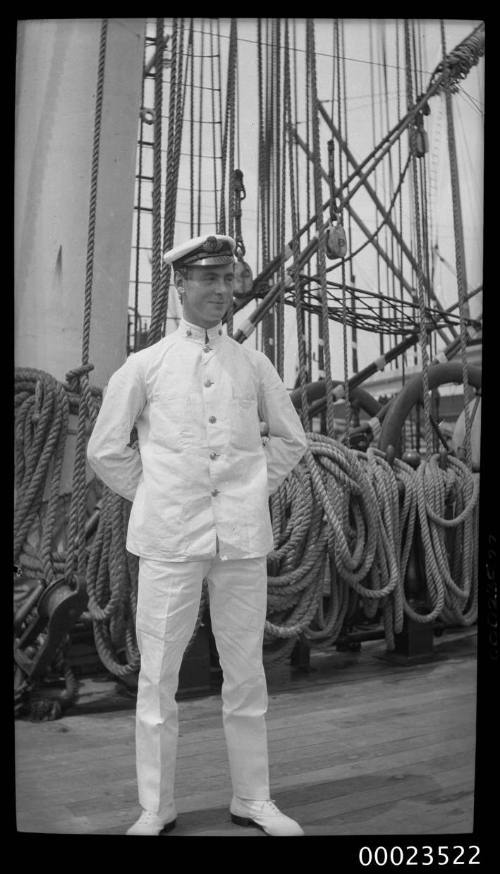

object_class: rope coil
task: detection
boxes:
[15,362,480,686]
[264,433,479,656]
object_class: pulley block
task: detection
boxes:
[325,221,348,260]
[233,258,254,300]
[411,124,429,158]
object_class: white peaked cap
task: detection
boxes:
[164,234,236,268]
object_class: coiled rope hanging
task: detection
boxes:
[264,434,479,658]
[14,369,70,583]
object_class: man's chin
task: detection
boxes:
[205,307,228,323]
[198,317,226,328]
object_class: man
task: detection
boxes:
[87,234,308,837]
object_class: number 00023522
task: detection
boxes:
[357,844,480,867]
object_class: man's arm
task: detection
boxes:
[87,354,147,501]
[256,352,308,496]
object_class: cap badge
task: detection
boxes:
[202,236,223,253]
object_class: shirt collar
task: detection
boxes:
[179,318,225,346]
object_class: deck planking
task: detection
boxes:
[15,629,477,836]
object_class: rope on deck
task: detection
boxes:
[14,368,480,681]
[264,434,479,662]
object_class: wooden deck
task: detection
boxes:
[15,629,477,836]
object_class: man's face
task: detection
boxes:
[176,264,234,328]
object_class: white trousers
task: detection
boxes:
[135,554,270,816]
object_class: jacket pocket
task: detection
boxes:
[231,395,261,450]
[149,392,187,449]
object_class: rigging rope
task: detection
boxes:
[381,23,396,370]
[405,19,434,459]
[224,18,238,337]
[189,27,195,237]
[429,22,484,95]
[277,19,286,381]
[284,19,311,433]
[440,19,473,470]
[306,18,335,438]
[197,21,205,236]
[218,17,238,239]
[151,19,164,305]
[149,18,186,344]
[257,19,276,365]
[303,22,313,386]
[369,21,384,362]
[395,21,408,385]
[209,20,220,230]
[65,19,108,582]
[133,42,147,354]
[249,17,482,313]
[334,18,351,447]
[264,19,276,365]
[340,21,358,377]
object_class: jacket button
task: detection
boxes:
[186,329,192,336]
[211,488,219,497]
[204,379,213,387]
[208,415,217,424]
[210,452,217,460]
[203,344,211,353]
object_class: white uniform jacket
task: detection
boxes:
[87,319,308,561]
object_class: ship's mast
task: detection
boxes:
[15,19,146,390]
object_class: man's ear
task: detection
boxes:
[174,270,184,291]
[174,270,185,304]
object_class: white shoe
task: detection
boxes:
[126,807,177,836]
[230,798,304,836]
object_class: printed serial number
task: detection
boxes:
[358,845,480,867]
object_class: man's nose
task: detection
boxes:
[214,278,230,296]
